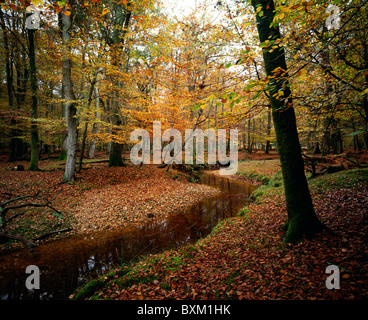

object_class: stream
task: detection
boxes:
[0,171,256,300]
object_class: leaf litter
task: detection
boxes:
[90,169,368,300]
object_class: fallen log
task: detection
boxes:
[343,155,368,168]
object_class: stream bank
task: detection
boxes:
[0,171,257,300]
[83,168,368,301]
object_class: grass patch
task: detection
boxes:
[237,159,281,184]
[309,168,368,193]
[73,250,188,299]
[236,207,250,218]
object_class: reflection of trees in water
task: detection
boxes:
[200,172,256,196]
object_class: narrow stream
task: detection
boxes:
[0,172,256,300]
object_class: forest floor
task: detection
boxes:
[1,150,368,300]
[0,154,220,252]
[71,151,368,300]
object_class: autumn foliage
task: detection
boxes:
[0,0,368,303]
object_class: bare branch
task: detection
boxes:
[1,190,41,207]
[0,231,36,249]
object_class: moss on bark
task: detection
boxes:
[251,0,323,243]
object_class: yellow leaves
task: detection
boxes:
[360,88,368,96]
[297,69,308,77]
[273,6,290,23]
[102,8,110,16]
[280,6,292,13]
[31,0,44,6]
[278,12,285,20]
[272,90,284,99]
[273,4,295,23]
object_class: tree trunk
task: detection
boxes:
[89,86,100,158]
[321,130,331,156]
[78,76,98,172]
[78,122,88,173]
[105,2,132,167]
[265,106,271,154]
[251,0,324,243]
[109,115,124,167]
[0,7,24,163]
[28,27,39,171]
[247,118,252,153]
[62,6,77,182]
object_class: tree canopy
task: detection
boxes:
[0,0,367,241]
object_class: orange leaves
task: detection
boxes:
[1,3,20,11]
[297,68,308,77]
[8,3,18,11]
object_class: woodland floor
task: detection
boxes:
[1,151,368,300]
[71,151,368,300]
[0,154,220,252]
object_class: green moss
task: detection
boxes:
[58,150,67,161]
[224,270,241,285]
[160,282,171,290]
[237,207,250,217]
[268,170,283,187]
[114,273,159,289]
[249,185,270,201]
[72,279,105,300]
[309,168,368,192]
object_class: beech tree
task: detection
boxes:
[0,5,28,162]
[101,0,132,167]
[250,0,324,243]
[27,6,39,171]
[61,4,78,182]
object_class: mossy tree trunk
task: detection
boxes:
[251,0,324,243]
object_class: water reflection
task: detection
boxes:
[0,172,256,300]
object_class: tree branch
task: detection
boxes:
[1,190,41,207]
[0,231,36,249]
[32,228,71,241]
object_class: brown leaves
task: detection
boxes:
[0,156,220,251]
[70,165,220,233]
[95,167,368,300]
